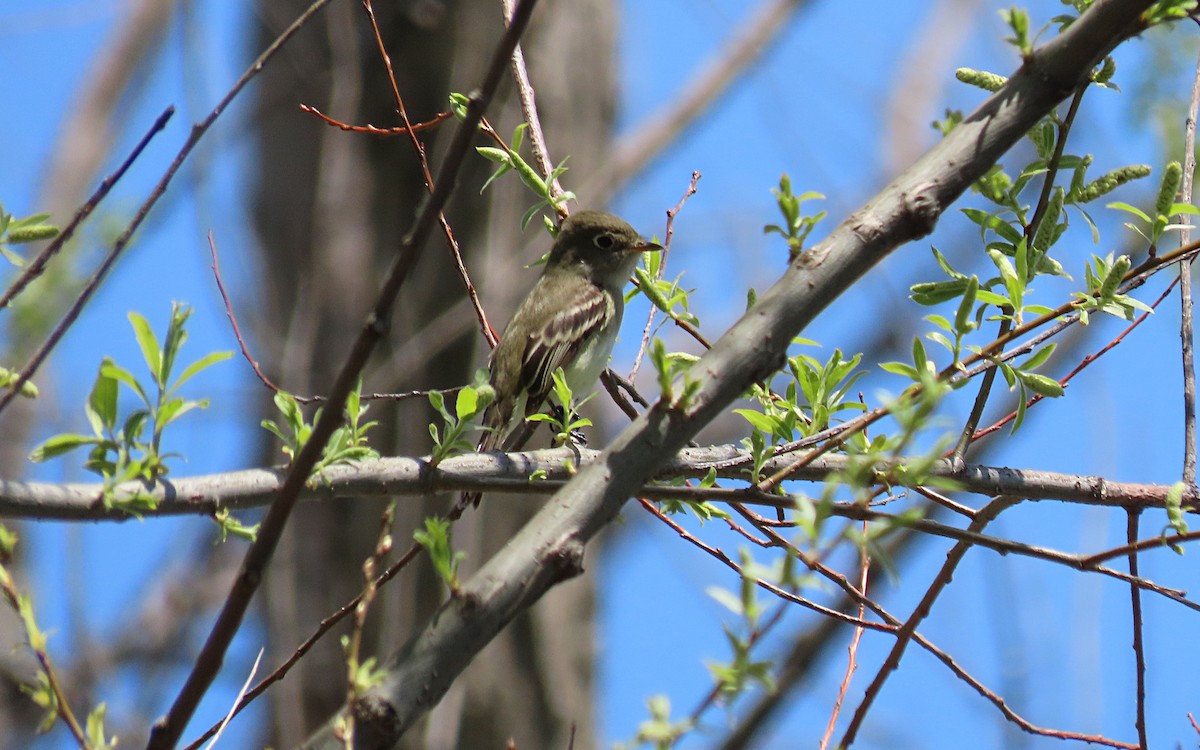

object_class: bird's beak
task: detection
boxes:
[633,238,664,254]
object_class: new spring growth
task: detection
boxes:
[955,68,1007,93]
[1155,161,1182,218]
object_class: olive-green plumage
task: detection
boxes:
[479,210,661,454]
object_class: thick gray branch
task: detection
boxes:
[1,445,1190,521]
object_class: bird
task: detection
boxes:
[465,210,661,505]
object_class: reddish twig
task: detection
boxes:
[818,523,869,750]
[361,0,498,348]
[1081,528,1200,566]
[733,501,1136,748]
[639,499,888,631]
[299,103,452,135]
[838,496,1017,746]
[209,232,282,394]
[972,279,1177,441]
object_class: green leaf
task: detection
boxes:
[733,409,777,435]
[1012,383,1029,432]
[1020,343,1057,371]
[456,386,478,420]
[428,390,447,418]
[100,360,148,406]
[475,146,510,164]
[880,361,920,380]
[911,336,928,373]
[973,289,1011,307]
[706,586,744,617]
[1107,201,1151,223]
[173,351,233,392]
[87,364,119,434]
[954,276,978,333]
[961,208,1024,244]
[160,303,193,385]
[127,312,162,382]
[29,433,102,461]
[910,280,968,306]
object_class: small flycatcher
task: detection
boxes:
[478,210,661,457]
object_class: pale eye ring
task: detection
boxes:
[593,233,616,250]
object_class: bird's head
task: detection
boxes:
[546,210,662,284]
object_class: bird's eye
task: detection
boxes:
[593,233,616,250]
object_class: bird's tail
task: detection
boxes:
[458,405,505,509]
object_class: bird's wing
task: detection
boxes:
[517,279,613,415]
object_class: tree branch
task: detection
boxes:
[5,444,1196,521]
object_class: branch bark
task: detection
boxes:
[2,445,1192,521]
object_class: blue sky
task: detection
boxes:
[3,1,1200,748]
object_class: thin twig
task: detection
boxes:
[501,0,565,202]
[640,499,889,631]
[0,0,338,418]
[839,496,1018,746]
[183,537,427,750]
[209,232,281,393]
[339,501,397,748]
[299,104,452,135]
[952,87,1084,466]
[949,319,1010,466]
[972,279,1175,440]
[818,522,868,750]
[1081,527,1200,566]
[1026,87,1085,245]
[213,230,444,404]
[1127,510,1149,750]
[734,501,1135,749]
[147,2,541,746]
[1179,46,1200,484]
[630,170,701,380]
[361,0,498,347]
[0,106,174,311]
[203,649,263,750]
